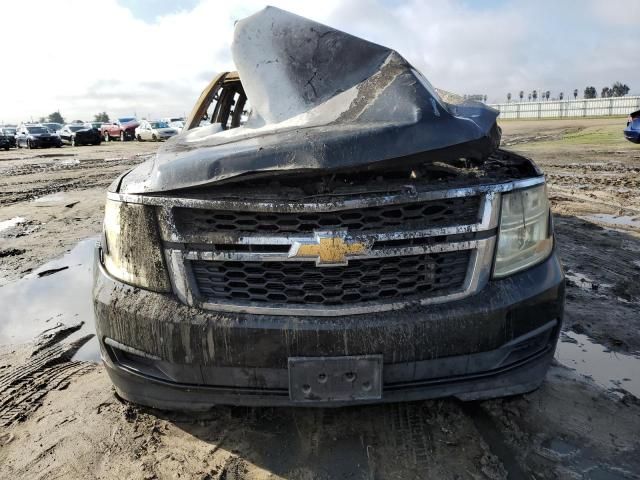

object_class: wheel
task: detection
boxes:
[3,146,8,151]
[93,140,101,146]
[120,131,125,142]
[137,134,142,141]
[104,131,110,142]
[27,139,32,149]
[152,134,157,141]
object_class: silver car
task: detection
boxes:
[134,120,179,141]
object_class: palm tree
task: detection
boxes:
[528,93,532,101]
[545,91,550,101]
[519,90,524,101]
[532,90,538,101]
[507,92,512,102]
[559,92,564,101]
[573,89,578,100]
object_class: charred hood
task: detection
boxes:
[118,6,501,194]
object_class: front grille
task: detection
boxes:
[174,195,480,235]
[191,250,470,306]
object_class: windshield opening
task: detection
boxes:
[150,122,169,129]
[27,127,48,134]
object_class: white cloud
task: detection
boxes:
[0,0,339,123]
[0,0,638,124]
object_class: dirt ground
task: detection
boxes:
[0,118,639,479]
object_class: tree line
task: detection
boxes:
[34,111,111,125]
[505,82,630,103]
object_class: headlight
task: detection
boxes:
[493,184,553,278]
[102,199,171,291]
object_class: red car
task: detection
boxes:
[101,117,139,142]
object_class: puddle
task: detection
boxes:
[556,331,640,397]
[0,216,26,233]
[33,192,68,205]
[0,237,99,361]
[584,214,640,230]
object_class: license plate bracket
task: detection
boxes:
[288,355,383,403]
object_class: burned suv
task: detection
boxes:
[93,8,564,409]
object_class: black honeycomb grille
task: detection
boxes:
[174,196,480,235]
[191,250,470,306]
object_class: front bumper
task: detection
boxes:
[31,137,61,147]
[93,248,564,409]
[624,129,640,143]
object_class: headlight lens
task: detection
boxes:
[102,199,170,291]
[493,184,553,278]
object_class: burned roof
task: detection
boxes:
[118,6,501,194]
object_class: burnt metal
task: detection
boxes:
[117,6,502,194]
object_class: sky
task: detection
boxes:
[1,0,638,124]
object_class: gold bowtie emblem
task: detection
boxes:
[289,231,371,266]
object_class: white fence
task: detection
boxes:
[489,96,640,120]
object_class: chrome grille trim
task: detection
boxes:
[182,239,484,263]
[156,191,500,245]
[151,178,516,317]
[165,237,495,316]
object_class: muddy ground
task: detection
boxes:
[0,118,639,479]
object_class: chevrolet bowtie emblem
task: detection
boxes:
[288,231,371,266]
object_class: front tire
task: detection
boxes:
[152,134,158,141]
[27,140,32,149]
[136,134,142,141]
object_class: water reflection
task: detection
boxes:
[556,331,640,397]
[0,237,99,361]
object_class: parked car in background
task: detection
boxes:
[15,124,62,149]
[101,117,139,142]
[624,110,640,143]
[134,120,179,141]
[58,123,102,146]
[41,122,63,134]
[162,116,184,125]
[168,120,185,131]
[0,127,17,148]
[86,121,104,131]
[0,132,11,150]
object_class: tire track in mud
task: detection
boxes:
[0,333,95,427]
[460,402,528,480]
[0,153,152,206]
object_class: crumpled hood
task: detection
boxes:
[118,6,500,194]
